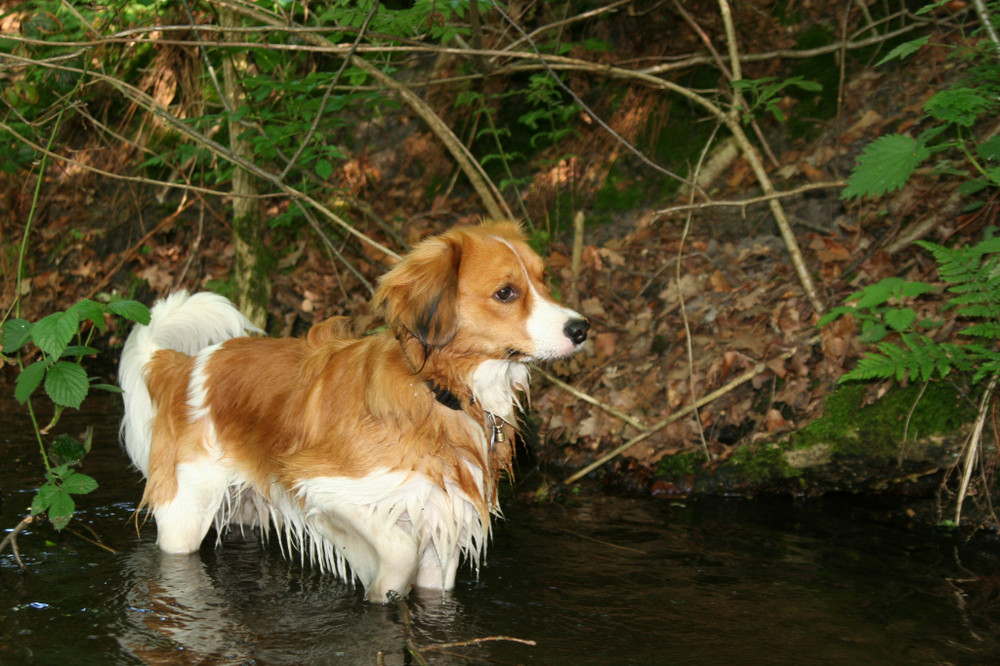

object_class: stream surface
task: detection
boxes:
[3,390,1000,665]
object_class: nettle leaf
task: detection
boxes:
[2,318,32,353]
[45,361,89,409]
[107,299,151,325]
[14,359,50,403]
[32,310,79,358]
[842,134,930,200]
[924,88,994,127]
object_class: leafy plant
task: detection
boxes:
[841,3,1000,203]
[731,76,823,124]
[2,298,150,530]
[820,231,1000,386]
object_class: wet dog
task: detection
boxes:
[119,221,588,601]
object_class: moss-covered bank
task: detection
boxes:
[653,382,977,498]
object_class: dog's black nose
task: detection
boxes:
[564,318,589,345]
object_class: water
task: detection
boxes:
[3,390,1000,664]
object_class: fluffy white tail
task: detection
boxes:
[119,291,262,476]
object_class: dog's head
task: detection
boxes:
[373,221,588,363]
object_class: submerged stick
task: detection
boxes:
[0,515,34,571]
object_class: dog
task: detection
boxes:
[119,221,588,602]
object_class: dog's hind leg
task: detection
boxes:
[152,458,229,553]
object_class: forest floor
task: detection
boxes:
[2,5,996,525]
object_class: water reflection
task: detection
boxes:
[112,535,483,665]
[4,389,1000,663]
[118,546,257,664]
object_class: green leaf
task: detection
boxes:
[15,359,50,403]
[1,318,32,353]
[62,345,101,357]
[885,308,917,332]
[50,433,87,465]
[859,322,888,343]
[62,471,98,495]
[32,311,79,358]
[31,482,60,515]
[875,35,930,66]
[977,136,1000,162]
[67,299,108,332]
[315,159,333,180]
[852,277,904,309]
[108,299,151,325]
[45,361,89,409]
[924,88,993,127]
[842,134,931,200]
[48,490,75,530]
[817,305,857,327]
[900,281,938,297]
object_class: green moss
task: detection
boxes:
[655,450,701,477]
[728,440,801,484]
[790,381,974,459]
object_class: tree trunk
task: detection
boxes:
[220,6,270,329]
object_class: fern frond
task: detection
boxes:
[960,321,1000,338]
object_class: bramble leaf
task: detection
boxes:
[107,299,151,325]
[1,318,32,353]
[45,361,89,409]
[32,310,79,358]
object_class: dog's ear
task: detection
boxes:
[372,235,462,352]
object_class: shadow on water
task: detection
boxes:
[4,388,1000,664]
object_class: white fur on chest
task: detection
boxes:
[471,359,529,423]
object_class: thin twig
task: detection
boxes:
[0,515,34,571]
[65,526,119,554]
[536,368,647,432]
[421,636,538,652]
[563,355,785,485]
[677,119,721,461]
[653,181,847,217]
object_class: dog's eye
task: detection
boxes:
[494,285,517,302]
